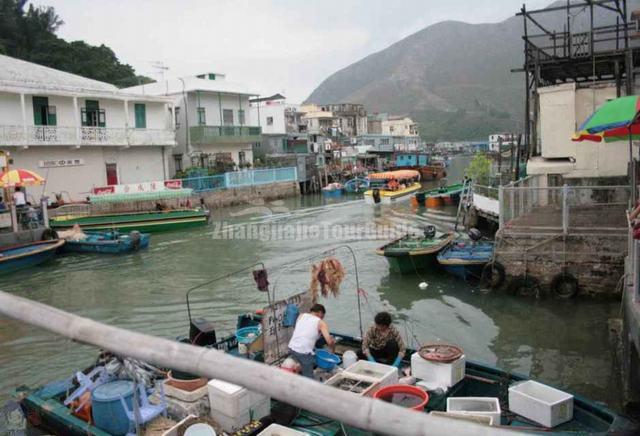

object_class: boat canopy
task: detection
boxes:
[89,188,193,204]
[367,170,421,181]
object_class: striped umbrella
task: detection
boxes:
[0,169,45,188]
[572,95,640,143]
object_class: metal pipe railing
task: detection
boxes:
[0,291,520,436]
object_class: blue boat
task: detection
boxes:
[344,177,369,193]
[437,240,494,281]
[0,239,64,275]
[321,183,344,198]
[61,231,150,254]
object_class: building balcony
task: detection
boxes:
[190,125,262,145]
[0,125,176,147]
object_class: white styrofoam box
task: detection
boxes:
[343,360,398,387]
[508,380,574,428]
[446,397,501,426]
[207,379,269,418]
[164,380,209,402]
[324,372,380,397]
[411,352,465,389]
[257,423,310,436]
[209,394,270,433]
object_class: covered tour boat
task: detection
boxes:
[364,170,421,205]
[50,208,210,233]
[375,226,455,273]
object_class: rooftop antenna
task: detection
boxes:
[150,61,169,83]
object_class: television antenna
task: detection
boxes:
[150,61,169,82]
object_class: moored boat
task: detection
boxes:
[60,230,150,254]
[321,182,344,198]
[364,170,421,205]
[414,182,465,207]
[0,239,64,275]
[50,208,210,233]
[376,227,454,273]
[344,177,369,193]
[437,239,494,281]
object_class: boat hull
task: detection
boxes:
[322,189,343,198]
[50,209,209,233]
[0,239,64,275]
[376,232,455,274]
[384,252,439,274]
[61,232,150,254]
[437,241,494,281]
[364,183,421,205]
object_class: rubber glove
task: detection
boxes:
[367,354,376,363]
[392,356,402,368]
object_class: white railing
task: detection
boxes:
[0,124,175,147]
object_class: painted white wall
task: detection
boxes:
[0,92,25,124]
[186,91,251,127]
[126,101,168,129]
[249,101,286,134]
[537,82,632,178]
[7,146,166,201]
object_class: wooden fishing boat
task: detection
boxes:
[364,170,421,205]
[50,208,209,233]
[392,153,447,181]
[344,177,369,193]
[321,182,344,198]
[17,325,637,436]
[376,229,455,274]
[414,183,465,207]
[437,240,494,281]
[61,231,150,254]
[0,239,64,275]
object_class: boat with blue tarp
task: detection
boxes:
[437,239,494,281]
[343,177,369,193]
[0,239,64,275]
[60,230,150,254]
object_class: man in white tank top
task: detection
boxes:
[288,303,335,378]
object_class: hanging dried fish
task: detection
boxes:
[310,257,346,302]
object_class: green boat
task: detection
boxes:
[49,208,210,233]
[376,227,455,274]
[415,182,465,207]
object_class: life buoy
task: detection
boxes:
[41,228,58,241]
[511,275,541,297]
[480,262,505,289]
[550,273,578,299]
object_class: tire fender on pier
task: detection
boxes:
[550,272,579,299]
[480,262,505,289]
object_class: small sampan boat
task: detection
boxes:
[0,239,64,275]
[60,230,150,254]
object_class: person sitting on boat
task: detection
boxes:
[388,178,399,191]
[288,303,335,378]
[359,312,405,367]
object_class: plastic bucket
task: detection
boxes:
[91,380,134,435]
[236,326,261,344]
[315,349,341,370]
[373,385,429,411]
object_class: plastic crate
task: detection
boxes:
[343,360,398,387]
[207,379,269,418]
[508,381,573,427]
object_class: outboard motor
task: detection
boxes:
[423,225,436,239]
[373,188,381,204]
[468,228,482,242]
[189,317,217,346]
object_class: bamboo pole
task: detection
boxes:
[0,291,522,436]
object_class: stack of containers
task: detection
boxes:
[207,379,270,433]
[343,361,398,389]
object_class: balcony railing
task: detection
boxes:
[190,125,262,145]
[0,125,176,147]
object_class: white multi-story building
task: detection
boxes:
[381,115,418,137]
[0,54,176,201]
[488,133,518,153]
[125,73,260,174]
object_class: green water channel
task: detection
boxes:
[0,157,623,426]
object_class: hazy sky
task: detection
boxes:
[36,0,552,102]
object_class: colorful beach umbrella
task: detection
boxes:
[0,169,45,188]
[573,95,640,143]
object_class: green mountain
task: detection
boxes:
[305,1,635,142]
[0,0,151,87]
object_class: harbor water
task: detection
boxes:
[0,156,623,421]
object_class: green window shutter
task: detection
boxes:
[134,103,146,128]
[32,96,48,126]
[208,73,216,80]
[47,106,57,126]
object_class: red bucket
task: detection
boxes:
[373,385,429,411]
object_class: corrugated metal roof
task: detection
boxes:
[0,54,118,93]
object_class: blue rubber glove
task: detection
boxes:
[367,354,376,363]
[392,356,402,368]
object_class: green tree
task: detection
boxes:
[465,153,491,185]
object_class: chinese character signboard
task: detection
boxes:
[261,290,313,364]
[92,179,183,195]
[38,159,85,168]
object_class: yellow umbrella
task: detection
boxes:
[0,169,45,188]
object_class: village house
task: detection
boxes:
[0,54,176,202]
[124,73,260,175]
